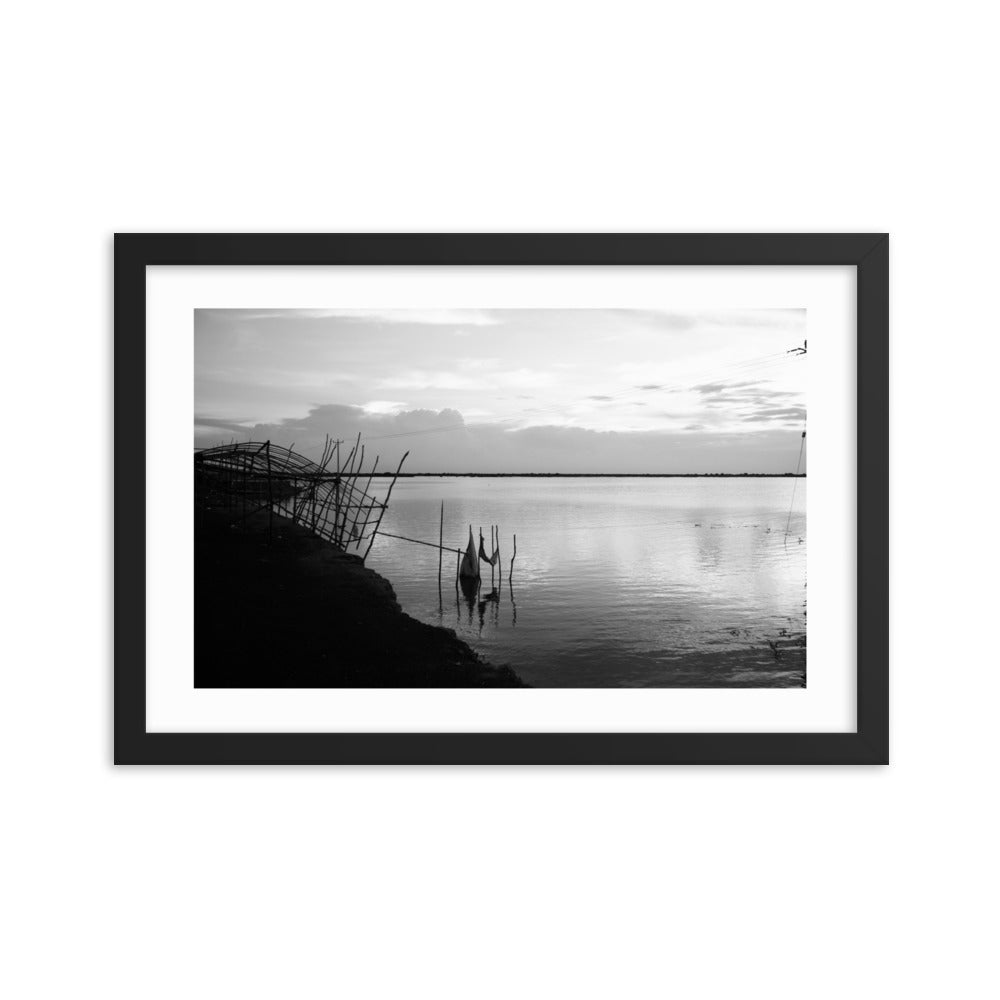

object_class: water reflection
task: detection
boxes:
[365,477,807,687]
[458,573,480,605]
[454,573,507,636]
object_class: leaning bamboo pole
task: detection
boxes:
[326,433,358,541]
[338,435,362,545]
[341,444,363,544]
[349,454,380,548]
[362,451,409,562]
[358,493,379,550]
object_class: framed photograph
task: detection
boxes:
[115,233,888,764]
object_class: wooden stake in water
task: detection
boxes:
[438,500,444,596]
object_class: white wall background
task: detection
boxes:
[3,2,997,998]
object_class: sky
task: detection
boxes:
[194,308,807,473]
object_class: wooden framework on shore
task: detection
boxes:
[194,436,407,560]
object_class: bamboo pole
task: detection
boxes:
[332,434,361,541]
[362,451,409,562]
[375,530,461,554]
[359,494,378,551]
[343,437,363,540]
[344,444,364,543]
[333,436,341,547]
[315,479,336,542]
[349,454,379,549]
[332,434,361,548]
[438,501,444,594]
[240,448,249,528]
[265,440,273,544]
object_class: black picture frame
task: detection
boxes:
[115,233,888,764]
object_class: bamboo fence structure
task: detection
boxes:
[196,439,517,605]
[194,436,407,560]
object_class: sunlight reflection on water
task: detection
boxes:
[364,477,806,687]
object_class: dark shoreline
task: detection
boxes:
[195,508,525,688]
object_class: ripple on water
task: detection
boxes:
[365,477,807,687]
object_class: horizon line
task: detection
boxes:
[362,472,807,478]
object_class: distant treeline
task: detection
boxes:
[360,472,807,478]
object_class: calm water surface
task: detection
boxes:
[365,477,806,687]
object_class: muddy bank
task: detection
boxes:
[195,508,525,687]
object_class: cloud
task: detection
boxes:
[753,406,806,417]
[379,371,482,391]
[195,403,807,474]
[194,415,256,433]
[362,400,409,414]
[636,384,663,391]
[587,395,614,401]
[694,380,769,395]
[456,357,502,371]
[743,405,807,423]
[197,403,467,451]
[701,308,805,330]
[611,310,698,331]
[380,366,553,393]
[217,308,502,327]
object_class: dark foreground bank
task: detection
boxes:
[195,509,525,687]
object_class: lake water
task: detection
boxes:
[364,477,806,687]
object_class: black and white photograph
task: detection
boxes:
[20,0,1000,991]
[194,307,807,688]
